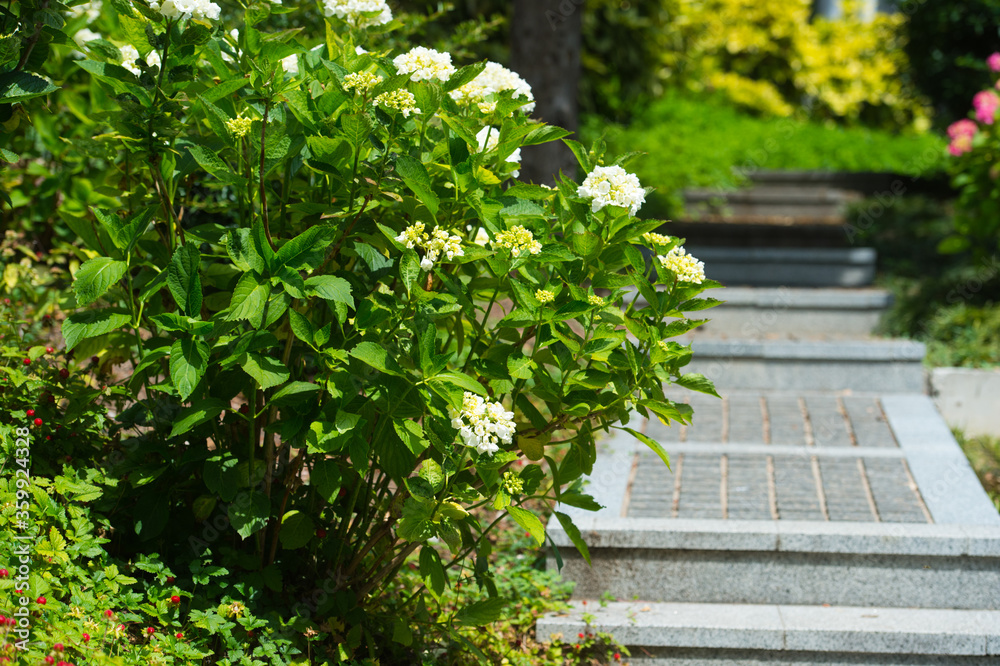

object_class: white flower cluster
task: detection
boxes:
[344,71,382,94]
[535,289,554,304]
[642,231,673,247]
[449,392,516,457]
[375,89,421,117]
[150,0,221,22]
[476,126,521,178]
[658,246,705,284]
[393,47,455,83]
[70,0,102,24]
[226,116,252,139]
[394,223,464,271]
[73,27,101,48]
[493,226,541,257]
[322,0,392,28]
[281,54,298,76]
[578,165,645,217]
[119,44,140,75]
[449,61,535,115]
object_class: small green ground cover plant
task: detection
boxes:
[1,0,717,662]
[954,431,1000,512]
[583,91,946,218]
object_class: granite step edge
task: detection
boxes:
[535,602,1000,656]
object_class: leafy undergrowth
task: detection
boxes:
[955,431,1000,512]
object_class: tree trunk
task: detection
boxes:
[510,0,582,185]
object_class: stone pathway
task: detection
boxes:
[535,282,1000,664]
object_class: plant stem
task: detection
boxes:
[258,96,276,252]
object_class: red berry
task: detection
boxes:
[0,569,7,578]
[238,404,249,415]
[614,653,621,661]
[146,627,154,635]
[44,657,54,665]
[247,630,254,638]
[105,610,113,618]
[22,358,29,366]
[58,368,68,380]
[82,633,90,643]
[90,356,98,364]
[45,435,51,441]
[578,633,584,639]
[316,528,327,538]
[170,595,180,604]
[26,409,34,417]
[166,576,175,584]
[2,298,8,305]
[36,596,45,605]
[46,347,54,353]
[34,418,42,426]
[175,632,183,639]
[53,643,63,652]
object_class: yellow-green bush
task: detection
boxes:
[664,0,931,129]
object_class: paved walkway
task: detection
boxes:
[536,286,1000,664]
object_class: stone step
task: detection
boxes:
[549,519,1000,609]
[688,287,893,337]
[682,339,926,393]
[544,394,1000,609]
[536,602,1000,664]
[682,186,860,225]
[685,247,877,288]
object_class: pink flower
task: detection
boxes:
[947,119,978,157]
[973,90,999,124]
[988,52,1000,73]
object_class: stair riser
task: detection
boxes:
[684,359,926,393]
[697,308,885,337]
[622,648,999,665]
[553,550,1000,610]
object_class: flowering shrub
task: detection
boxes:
[942,52,1000,259]
[6,0,719,660]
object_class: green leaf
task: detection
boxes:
[311,460,342,502]
[305,275,354,308]
[419,460,445,493]
[400,250,420,295]
[73,257,127,306]
[188,144,246,188]
[679,297,724,312]
[170,338,209,402]
[395,155,440,217]
[563,139,591,172]
[62,309,131,351]
[167,244,203,316]
[277,225,335,270]
[558,491,603,512]
[397,498,435,542]
[554,511,591,566]
[0,71,58,103]
[240,353,290,389]
[522,125,573,146]
[349,341,403,376]
[433,371,487,396]
[419,546,446,596]
[226,228,265,273]
[394,419,429,456]
[93,207,155,253]
[169,398,227,438]
[443,61,486,92]
[341,112,372,149]
[614,425,671,472]
[228,491,270,539]
[507,355,535,380]
[279,511,314,549]
[507,505,544,546]
[270,381,321,405]
[674,372,720,398]
[455,598,507,626]
[228,272,270,328]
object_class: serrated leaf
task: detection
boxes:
[167,244,203,316]
[419,546,446,596]
[62,309,131,351]
[614,425,671,471]
[0,71,58,103]
[455,598,507,626]
[228,491,270,539]
[554,511,591,566]
[279,511,314,549]
[73,257,127,306]
[395,155,439,217]
[311,459,341,502]
[240,353,290,389]
[188,144,246,187]
[341,112,371,149]
[169,398,227,438]
[674,372,720,398]
[507,355,535,380]
[277,225,334,270]
[305,275,353,308]
[349,341,403,376]
[93,207,155,254]
[227,272,270,328]
[507,505,544,546]
[270,381,321,405]
[170,338,209,402]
